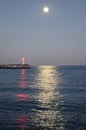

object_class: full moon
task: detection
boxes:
[43,6,49,13]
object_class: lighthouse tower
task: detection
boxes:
[21,57,25,65]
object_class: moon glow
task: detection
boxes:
[43,7,49,13]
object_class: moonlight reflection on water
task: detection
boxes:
[32,66,64,129]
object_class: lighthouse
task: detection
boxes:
[21,57,25,65]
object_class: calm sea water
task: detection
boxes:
[0,66,86,130]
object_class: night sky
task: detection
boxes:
[0,0,86,65]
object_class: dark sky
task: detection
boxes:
[0,0,86,65]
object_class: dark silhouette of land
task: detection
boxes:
[0,64,30,69]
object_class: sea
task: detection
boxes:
[0,66,86,130]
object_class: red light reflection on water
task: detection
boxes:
[15,69,30,101]
[15,70,30,128]
[16,94,29,101]
[16,115,30,128]
[20,80,27,88]
[19,69,27,88]
[21,69,25,75]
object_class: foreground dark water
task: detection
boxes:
[0,66,86,130]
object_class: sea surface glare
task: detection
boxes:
[0,66,86,130]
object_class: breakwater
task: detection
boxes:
[0,64,30,69]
